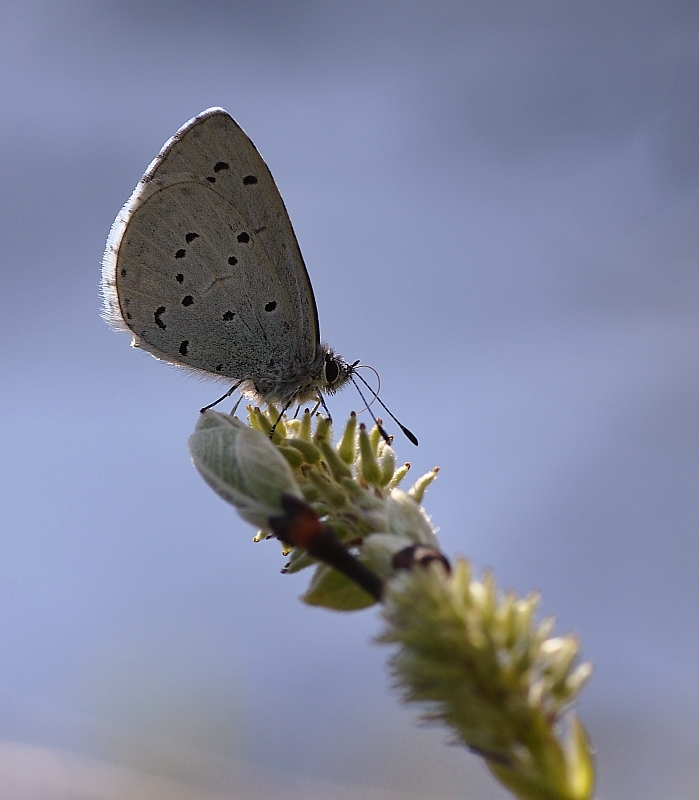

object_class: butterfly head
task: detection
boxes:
[320,348,356,395]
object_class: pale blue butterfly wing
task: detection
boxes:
[102,108,346,405]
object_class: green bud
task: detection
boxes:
[285,437,322,464]
[385,490,438,544]
[388,461,411,490]
[378,444,397,487]
[189,408,595,799]
[337,412,358,464]
[318,439,353,481]
[299,407,313,440]
[379,559,595,800]
[360,532,417,578]
[303,563,377,611]
[188,411,301,530]
[408,467,439,503]
[358,423,382,485]
[312,415,333,443]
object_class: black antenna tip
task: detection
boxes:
[400,424,419,446]
[350,371,418,446]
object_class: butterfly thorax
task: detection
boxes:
[239,345,353,406]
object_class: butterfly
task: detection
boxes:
[102,108,416,444]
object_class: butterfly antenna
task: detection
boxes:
[350,364,382,413]
[349,375,391,445]
[351,370,418,446]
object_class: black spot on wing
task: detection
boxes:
[175,234,198,261]
[154,307,167,329]
[243,175,258,185]
[179,340,189,356]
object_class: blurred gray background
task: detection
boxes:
[1,2,698,798]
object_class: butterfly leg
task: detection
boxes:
[269,399,294,439]
[200,380,244,413]
[229,394,245,417]
[316,393,333,423]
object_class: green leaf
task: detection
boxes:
[302,563,377,611]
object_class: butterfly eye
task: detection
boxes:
[324,353,340,385]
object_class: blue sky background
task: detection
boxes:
[1,2,698,798]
